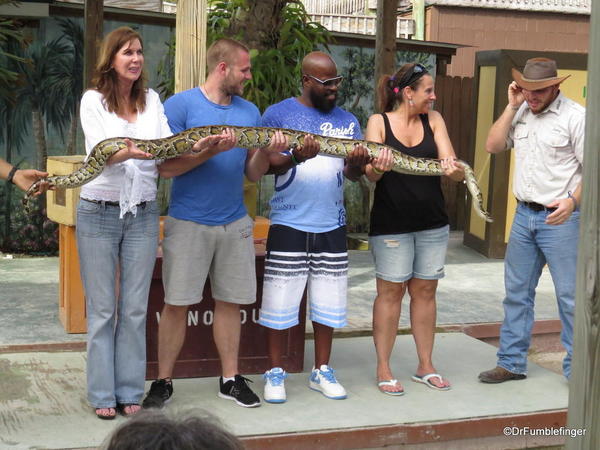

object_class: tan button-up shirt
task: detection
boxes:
[506,92,585,206]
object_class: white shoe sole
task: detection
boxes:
[309,381,347,400]
[218,391,261,408]
[263,388,286,403]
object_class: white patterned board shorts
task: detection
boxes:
[258,224,348,330]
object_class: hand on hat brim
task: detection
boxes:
[511,68,570,91]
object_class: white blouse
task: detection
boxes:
[79,88,172,217]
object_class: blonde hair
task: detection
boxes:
[206,38,249,73]
[91,26,147,114]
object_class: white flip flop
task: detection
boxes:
[377,379,405,396]
[411,373,451,391]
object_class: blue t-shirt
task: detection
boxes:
[262,97,362,232]
[164,88,260,225]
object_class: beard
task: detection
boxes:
[309,89,336,112]
[223,76,244,97]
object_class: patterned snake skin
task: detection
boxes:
[24,125,492,222]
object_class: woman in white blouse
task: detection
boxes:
[77,26,214,420]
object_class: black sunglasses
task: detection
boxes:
[397,64,428,89]
[306,74,344,88]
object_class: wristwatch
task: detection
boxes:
[6,166,18,185]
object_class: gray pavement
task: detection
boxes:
[0,232,559,345]
[0,232,565,449]
[0,334,568,450]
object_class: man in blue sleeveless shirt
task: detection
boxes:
[258,51,371,403]
[142,38,286,409]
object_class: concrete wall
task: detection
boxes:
[426,6,590,77]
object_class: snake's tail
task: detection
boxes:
[461,165,493,223]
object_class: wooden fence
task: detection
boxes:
[434,74,475,230]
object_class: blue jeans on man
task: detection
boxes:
[497,202,579,379]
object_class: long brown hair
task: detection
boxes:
[91,27,147,114]
[377,63,428,113]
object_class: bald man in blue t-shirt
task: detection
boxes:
[258,51,371,404]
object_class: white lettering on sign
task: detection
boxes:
[188,310,198,326]
[154,308,259,326]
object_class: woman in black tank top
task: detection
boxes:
[363,63,465,394]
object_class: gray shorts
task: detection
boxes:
[162,215,256,306]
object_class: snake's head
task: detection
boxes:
[22,178,52,215]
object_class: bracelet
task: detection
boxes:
[372,166,384,175]
[6,166,18,184]
[508,104,520,111]
[290,151,303,166]
[567,191,578,211]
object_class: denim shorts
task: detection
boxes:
[369,225,449,282]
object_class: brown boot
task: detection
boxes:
[478,366,526,383]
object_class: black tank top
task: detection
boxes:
[369,113,448,235]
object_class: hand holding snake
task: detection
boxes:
[23,125,493,222]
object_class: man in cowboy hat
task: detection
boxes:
[479,57,585,383]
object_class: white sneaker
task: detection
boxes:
[263,367,287,403]
[309,365,347,399]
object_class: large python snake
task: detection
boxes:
[24,125,492,222]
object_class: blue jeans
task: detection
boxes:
[76,199,159,408]
[497,203,579,379]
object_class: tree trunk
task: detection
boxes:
[227,0,287,50]
[374,0,397,111]
[31,107,47,171]
[66,109,79,155]
[84,0,103,89]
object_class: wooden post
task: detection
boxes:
[374,0,397,111]
[412,0,425,40]
[83,0,103,89]
[174,0,207,93]
[566,2,600,448]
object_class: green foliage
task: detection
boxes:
[1,19,78,254]
[0,1,27,103]
[397,50,433,70]
[155,0,331,111]
[156,31,175,101]
[337,47,375,127]
[0,183,58,255]
[210,0,330,111]
[53,18,84,147]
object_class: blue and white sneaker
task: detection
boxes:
[263,367,288,403]
[309,365,347,399]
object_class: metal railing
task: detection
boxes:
[310,13,415,39]
[427,0,590,14]
[302,0,370,15]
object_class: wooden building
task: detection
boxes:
[400,0,590,77]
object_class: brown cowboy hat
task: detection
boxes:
[511,58,570,90]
